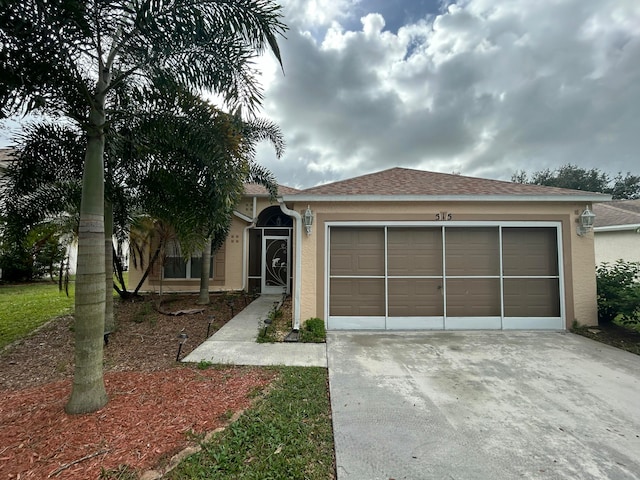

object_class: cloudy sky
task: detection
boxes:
[1,0,638,190]
[252,0,640,188]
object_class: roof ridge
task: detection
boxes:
[597,202,640,218]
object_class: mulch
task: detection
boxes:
[0,292,279,479]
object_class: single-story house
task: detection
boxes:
[593,199,640,265]
[129,167,610,331]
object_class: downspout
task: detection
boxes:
[278,200,302,331]
[234,199,257,292]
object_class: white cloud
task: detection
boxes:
[256,0,640,188]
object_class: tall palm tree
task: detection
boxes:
[0,0,286,414]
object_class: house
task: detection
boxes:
[129,167,610,331]
[593,199,640,265]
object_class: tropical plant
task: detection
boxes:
[0,0,286,414]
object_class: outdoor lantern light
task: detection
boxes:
[303,205,314,236]
[577,205,596,236]
[176,332,188,361]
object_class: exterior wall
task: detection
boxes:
[128,195,281,294]
[595,230,640,265]
[288,200,599,329]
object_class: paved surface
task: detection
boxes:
[182,295,327,367]
[327,331,640,480]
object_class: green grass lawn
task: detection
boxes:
[169,367,334,479]
[0,281,75,349]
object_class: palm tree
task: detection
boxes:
[0,0,286,414]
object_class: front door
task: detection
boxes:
[262,236,290,294]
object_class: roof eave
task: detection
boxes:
[280,194,612,203]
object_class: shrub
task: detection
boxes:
[596,260,640,325]
[300,317,326,343]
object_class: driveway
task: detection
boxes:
[327,331,640,480]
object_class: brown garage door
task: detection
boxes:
[327,225,563,330]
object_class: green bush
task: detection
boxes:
[300,317,326,343]
[596,260,640,325]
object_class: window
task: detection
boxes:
[164,241,214,279]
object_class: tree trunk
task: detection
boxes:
[104,200,114,333]
[65,95,109,414]
[196,237,212,305]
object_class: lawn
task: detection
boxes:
[0,281,75,349]
[168,366,334,480]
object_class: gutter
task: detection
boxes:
[594,224,640,233]
[281,194,612,203]
[278,199,302,331]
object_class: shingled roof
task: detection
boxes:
[244,183,300,196]
[282,167,610,201]
[593,200,640,228]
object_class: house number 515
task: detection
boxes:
[436,212,452,221]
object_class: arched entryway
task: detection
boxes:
[248,206,293,294]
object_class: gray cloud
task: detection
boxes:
[255,0,640,188]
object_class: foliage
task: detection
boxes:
[596,260,640,325]
[300,317,326,343]
[1,0,286,413]
[0,281,75,349]
[169,367,334,480]
[512,164,640,199]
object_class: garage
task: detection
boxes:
[327,223,563,330]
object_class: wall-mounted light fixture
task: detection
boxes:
[577,205,596,236]
[303,205,314,236]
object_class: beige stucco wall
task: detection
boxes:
[289,200,599,328]
[128,195,281,294]
[595,230,640,265]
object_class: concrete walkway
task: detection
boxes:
[182,295,327,367]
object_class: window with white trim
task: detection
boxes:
[164,241,214,279]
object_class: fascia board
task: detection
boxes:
[280,194,612,203]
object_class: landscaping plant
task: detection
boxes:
[596,260,640,326]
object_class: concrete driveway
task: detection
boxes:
[327,331,640,480]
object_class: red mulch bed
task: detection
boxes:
[0,292,276,479]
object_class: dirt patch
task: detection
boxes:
[0,292,276,479]
[573,322,640,355]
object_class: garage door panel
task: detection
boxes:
[330,228,384,276]
[388,228,442,276]
[503,227,558,276]
[330,278,385,316]
[446,227,500,276]
[504,278,560,317]
[388,278,444,316]
[446,278,501,317]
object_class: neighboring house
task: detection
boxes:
[129,167,610,331]
[593,200,640,265]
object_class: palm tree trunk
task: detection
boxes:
[65,99,108,414]
[104,200,114,333]
[196,237,212,305]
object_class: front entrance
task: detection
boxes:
[247,206,293,295]
[262,236,290,294]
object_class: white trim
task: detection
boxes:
[326,221,565,331]
[328,316,386,330]
[283,194,610,203]
[445,317,503,330]
[233,210,253,223]
[594,224,640,232]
